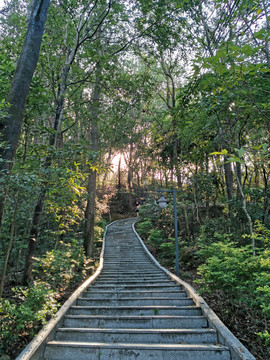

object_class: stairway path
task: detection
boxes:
[17,218,256,360]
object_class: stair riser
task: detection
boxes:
[44,346,230,360]
[92,281,175,286]
[70,308,202,316]
[82,291,187,299]
[63,317,208,329]
[95,278,170,283]
[77,299,192,306]
[55,330,217,344]
[102,267,161,271]
[89,285,182,291]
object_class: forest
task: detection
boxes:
[0,0,269,359]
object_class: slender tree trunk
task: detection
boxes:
[22,189,46,283]
[0,0,50,229]
[262,165,269,224]
[84,170,97,257]
[84,63,102,257]
[118,155,122,189]
[236,162,242,198]
[101,149,112,193]
[0,195,19,297]
[182,203,190,239]
[193,179,201,225]
[234,164,255,255]
[224,157,234,202]
[205,154,210,216]
[127,144,134,211]
[136,171,141,198]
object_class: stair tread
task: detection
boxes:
[47,340,228,351]
[65,315,206,319]
[71,305,199,309]
[57,328,216,333]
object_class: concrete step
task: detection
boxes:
[89,284,182,291]
[44,341,230,360]
[91,281,180,287]
[82,290,187,299]
[97,277,170,283]
[69,305,202,316]
[55,327,218,344]
[102,267,166,279]
[77,297,193,306]
[63,315,208,329]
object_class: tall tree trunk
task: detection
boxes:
[84,64,102,257]
[84,170,97,257]
[205,154,210,216]
[224,156,234,202]
[234,165,255,255]
[0,195,19,297]
[127,144,134,211]
[236,162,242,198]
[0,0,50,229]
[101,149,112,193]
[262,165,269,224]
[117,155,122,189]
[22,189,46,283]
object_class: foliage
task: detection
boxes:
[148,228,164,246]
[195,227,270,349]
[136,219,153,238]
[138,199,160,222]
[0,281,58,354]
[33,239,88,292]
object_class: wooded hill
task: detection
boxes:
[0,0,269,359]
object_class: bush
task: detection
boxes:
[34,239,87,292]
[138,200,160,222]
[195,238,270,350]
[0,281,59,355]
[137,220,153,238]
[148,229,164,246]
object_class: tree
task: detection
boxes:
[0,0,50,228]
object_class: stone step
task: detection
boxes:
[91,280,180,286]
[100,271,165,276]
[69,305,202,316]
[55,327,218,344]
[82,290,187,299]
[93,277,173,282]
[89,284,182,291]
[102,267,160,271]
[44,341,230,360]
[97,277,170,282]
[63,315,208,329]
[77,297,193,306]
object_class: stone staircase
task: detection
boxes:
[43,218,231,360]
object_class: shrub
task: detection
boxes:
[0,281,58,354]
[136,220,153,238]
[34,239,87,292]
[148,229,164,246]
[138,200,160,222]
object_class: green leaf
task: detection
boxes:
[210,149,228,156]
[238,147,244,158]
